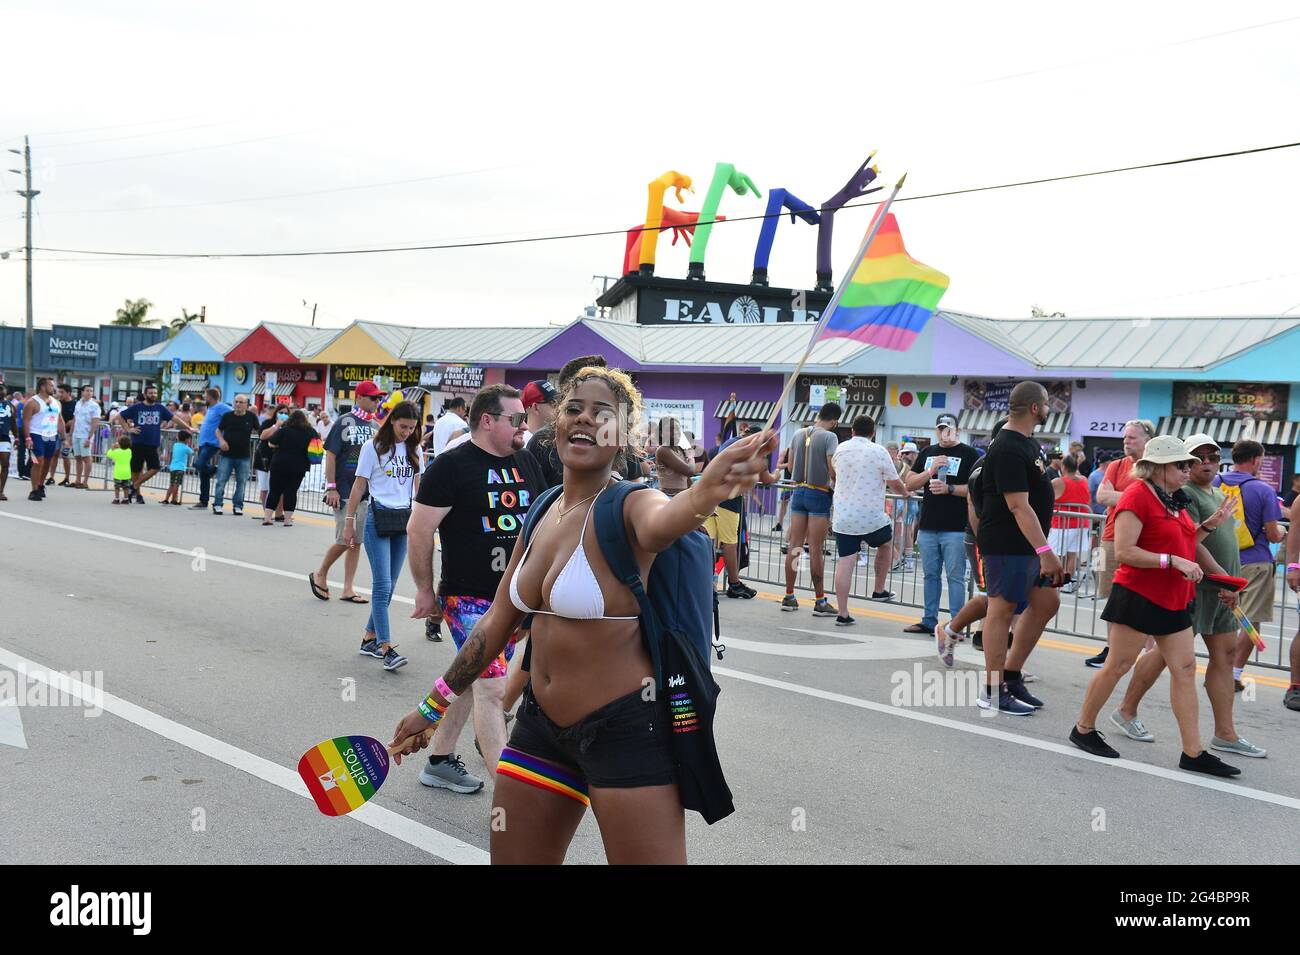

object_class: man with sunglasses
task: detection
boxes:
[1089,418,1156,667]
[1107,435,1266,757]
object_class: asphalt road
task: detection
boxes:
[1,485,1296,864]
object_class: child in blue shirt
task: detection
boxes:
[164,432,193,505]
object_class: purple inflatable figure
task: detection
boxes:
[815,156,882,292]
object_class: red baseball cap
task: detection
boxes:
[521,379,559,410]
[354,380,386,399]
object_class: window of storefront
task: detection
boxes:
[113,378,147,403]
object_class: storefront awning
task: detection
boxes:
[789,403,883,425]
[958,409,1072,435]
[176,374,210,388]
[251,382,297,397]
[1157,416,1299,446]
[714,399,777,421]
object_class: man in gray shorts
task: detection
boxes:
[309,381,382,603]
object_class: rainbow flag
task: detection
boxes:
[307,436,324,465]
[821,213,949,351]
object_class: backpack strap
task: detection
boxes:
[520,484,564,548]
[592,480,664,686]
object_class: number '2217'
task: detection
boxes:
[1088,421,1128,433]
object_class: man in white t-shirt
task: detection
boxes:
[71,384,102,488]
[830,414,907,624]
[432,397,469,456]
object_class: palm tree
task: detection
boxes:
[113,298,158,327]
[169,308,200,338]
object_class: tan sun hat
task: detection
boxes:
[1139,434,1199,465]
[1181,433,1219,453]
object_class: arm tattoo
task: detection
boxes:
[444,628,489,695]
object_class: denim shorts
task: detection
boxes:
[29,434,59,459]
[498,683,675,803]
[981,553,1041,614]
[791,486,832,517]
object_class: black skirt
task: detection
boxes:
[1100,582,1194,636]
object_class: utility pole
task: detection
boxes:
[199,305,206,324]
[303,299,317,326]
[7,136,39,390]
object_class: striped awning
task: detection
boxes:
[1157,416,1299,446]
[789,403,883,425]
[958,409,1072,435]
[251,381,297,397]
[177,373,210,387]
[715,399,777,421]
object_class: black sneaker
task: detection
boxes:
[358,638,384,659]
[45,477,55,486]
[28,490,41,501]
[772,523,782,533]
[1085,646,1109,669]
[812,598,836,617]
[134,493,145,503]
[382,647,408,671]
[870,589,896,601]
[972,632,983,651]
[1179,750,1240,778]
[725,582,757,599]
[1006,677,1043,709]
[1070,726,1120,757]
[835,615,855,627]
[190,502,208,510]
[426,618,443,642]
[780,595,799,612]
[232,508,243,516]
[977,685,1035,716]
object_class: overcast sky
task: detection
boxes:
[2,1,1298,333]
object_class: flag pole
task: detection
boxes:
[759,172,908,435]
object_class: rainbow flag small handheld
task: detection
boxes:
[298,735,391,816]
[1230,606,1266,653]
[307,437,324,465]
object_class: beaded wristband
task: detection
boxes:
[434,677,456,702]
[1034,544,1052,555]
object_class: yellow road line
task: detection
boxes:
[136,487,335,527]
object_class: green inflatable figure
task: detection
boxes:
[686,163,761,280]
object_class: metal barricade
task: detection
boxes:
[742,480,1292,672]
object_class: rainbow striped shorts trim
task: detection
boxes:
[496,747,590,807]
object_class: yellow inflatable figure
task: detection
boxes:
[637,170,693,274]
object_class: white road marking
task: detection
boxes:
[7,510,1298,816]
[0,696,28,749]
[713,663,1300,812]
[0,646,487,865]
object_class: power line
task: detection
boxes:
[57,129,315,167]
[37,163,520,216]
[0,115,201,145]
[30,139,1300,260]
[35,120,239,150]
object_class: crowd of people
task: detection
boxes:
[4,364,1298,861]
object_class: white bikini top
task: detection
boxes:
[509,488,639,621]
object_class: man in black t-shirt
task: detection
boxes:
[212,394,258,515]
[976,382,1062,715]
[901,413,982,636]
[409,383,544,792]
[55,383,76,486]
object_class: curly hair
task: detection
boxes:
[561,366,644,468]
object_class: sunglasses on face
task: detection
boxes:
[1173,462,1193,472]
[490,412,527,428]
[1194,452,1220,463]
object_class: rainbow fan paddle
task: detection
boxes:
[297,729,431,817]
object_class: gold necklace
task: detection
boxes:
[555,489,601,524]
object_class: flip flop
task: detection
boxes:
[308,572,330,601]
[902,623,930,634]
[339,595,370,604]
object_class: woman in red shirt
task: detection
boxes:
[1050,454,1092,586]
[1070,436,1237,776]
